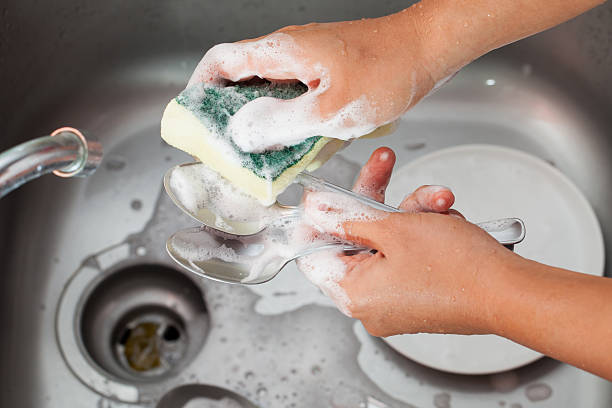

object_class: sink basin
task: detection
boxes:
[1,1,611,407]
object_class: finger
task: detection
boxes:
[352,147,396,202]
[227,92,322,151]
[399,185,455,213]
[187,33,317,87]
[228,87,381,151]
[303,191,389,250]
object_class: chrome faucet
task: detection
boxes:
[0,127,102,198]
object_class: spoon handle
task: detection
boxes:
[296,172,402,212]
[295,172,526,246]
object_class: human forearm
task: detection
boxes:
[490,257,612,380]
[395,0,605,82]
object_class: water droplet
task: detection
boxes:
[131,199,143,210]
[433,392,451,408]
[490,371,519,392]
[486,78,496,86]
[404,141,426,151]
[256,387,268,397]
[525,383,552,402]
[244,371,254,380]
[136,246,147,256]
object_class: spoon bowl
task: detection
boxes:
[164,162,295,235]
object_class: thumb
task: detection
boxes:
[227,92,322,151]
[228,88,379,152]
[303,191,390,250]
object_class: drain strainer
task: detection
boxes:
[57,259,209,403]
[113,307,188,377]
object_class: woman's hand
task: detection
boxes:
[188,15,436,151]
[298,147,517,337]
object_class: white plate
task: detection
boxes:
[383,144,605,375]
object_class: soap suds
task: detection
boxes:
[172,218,311,283]
[303,191,387,236]
[228,90,377,152]
[169,163,274,225]
[296,249,352,316]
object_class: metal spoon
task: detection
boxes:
[166,217,526,285]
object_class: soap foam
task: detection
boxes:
[303,191,387,236]
[228,92,378,152]
[173,233,241,265]
[169,163,273,224]
[296,249,352,316]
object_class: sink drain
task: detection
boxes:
[57,259,210,403]
[79,264,209,382]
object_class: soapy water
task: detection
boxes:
[188,33,379,151]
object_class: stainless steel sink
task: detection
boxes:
[1,1,611,407]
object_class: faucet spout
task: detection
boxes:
[0,127,103,198]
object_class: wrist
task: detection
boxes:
[480,251,538,337]
[469,248,530,335]
[392,0,495,84]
